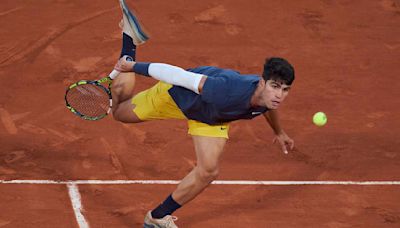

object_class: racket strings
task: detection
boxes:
[66,84,110,117]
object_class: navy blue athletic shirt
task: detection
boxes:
[168,66,269,125]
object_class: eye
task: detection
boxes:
[283,87,291,92]
[271,83,280,89]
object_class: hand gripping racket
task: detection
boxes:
[65,56,133,121]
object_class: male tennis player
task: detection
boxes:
[114,11,295,228]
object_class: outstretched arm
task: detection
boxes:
[263,110,294,154]
[114,55,207,94]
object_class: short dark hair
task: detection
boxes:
[262,57,295,85]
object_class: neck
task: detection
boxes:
[250,82,264,107]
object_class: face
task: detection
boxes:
[260,79,291,109]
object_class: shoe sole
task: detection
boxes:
[119,0,149,45]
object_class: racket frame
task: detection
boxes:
[65,77,113,121]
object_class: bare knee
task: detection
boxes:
[197,166,219,183]
[112,109,128,123]
[112,103,142,123]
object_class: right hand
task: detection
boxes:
[114,55,135,72]
[272,130,294,154]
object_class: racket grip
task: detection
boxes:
[109,69,120,79]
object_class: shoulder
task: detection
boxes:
[188,66,240,76]
[201,74,260,104]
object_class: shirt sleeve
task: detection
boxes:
[201,76,230,105]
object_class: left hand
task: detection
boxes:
[114,55,135,72]
[273,131,294,154]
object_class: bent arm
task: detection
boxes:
[134,62,206,94]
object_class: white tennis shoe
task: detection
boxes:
[119,0,149,45]
[143,211,178,228]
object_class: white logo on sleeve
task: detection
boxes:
[252,111,262,115]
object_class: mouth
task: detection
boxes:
[271,100,280,108]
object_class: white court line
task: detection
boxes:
[67,183,90,228]
[1,180,400,185]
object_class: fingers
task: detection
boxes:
[273,136,293,154]
[282,145,288,154]
[114,56,135,72]
[277,138,288,154]
[285,138,294,150]
[284,139,294,153]
[273,137,287,154]
[114,59,125,71]
[114,62,121,71]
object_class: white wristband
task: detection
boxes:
[148,63,203,94]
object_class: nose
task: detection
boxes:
[275,89,283,99]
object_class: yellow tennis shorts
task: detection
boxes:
[131,81,229,138]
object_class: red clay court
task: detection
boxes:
[1,0,400,227]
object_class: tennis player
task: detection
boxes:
[114,17,295,228]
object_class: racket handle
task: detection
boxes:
[109,69,120,79]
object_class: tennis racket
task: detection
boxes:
[64,70,119,121]
[64,57,132,121]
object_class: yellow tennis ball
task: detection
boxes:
[313,112,327,126]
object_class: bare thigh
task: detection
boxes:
[110,72,143,123]
[193,135,227,172]
[113,99,142,123]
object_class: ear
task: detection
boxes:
[259,78,267,88]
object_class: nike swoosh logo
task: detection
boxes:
[252,112,262,115]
